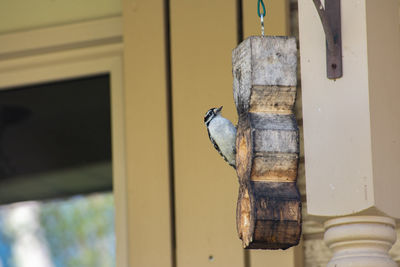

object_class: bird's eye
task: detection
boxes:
[204,110,213,122]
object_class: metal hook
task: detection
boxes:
[261,15,264,36]
[258,0,266,37]
[257,0,266,17]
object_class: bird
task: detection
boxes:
[204,106,237,168]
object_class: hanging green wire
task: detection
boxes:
[257,0,266,18]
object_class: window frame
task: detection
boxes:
[0,17,128,267]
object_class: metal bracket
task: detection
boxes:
[312,0,342,79]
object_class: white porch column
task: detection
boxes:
[324,216,397,267]
[298,0,400,266]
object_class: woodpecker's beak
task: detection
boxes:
[216,106,223,113]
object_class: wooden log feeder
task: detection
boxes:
[232,36,301,249]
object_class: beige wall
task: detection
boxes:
[0,0,121,34]
[170,0,242,266]
[122,1,173,266]
[123,0,300,266]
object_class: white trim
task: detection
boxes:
[0,43,123,87]
[0,16,122,59]
[0,34,128,267]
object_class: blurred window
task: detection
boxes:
[0,75,115,267]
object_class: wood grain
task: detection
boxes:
[233,36,301,250]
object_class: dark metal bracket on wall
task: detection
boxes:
[312,0,342,79]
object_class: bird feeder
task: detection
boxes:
[232,36,301,249]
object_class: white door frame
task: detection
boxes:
[0,17,128,267]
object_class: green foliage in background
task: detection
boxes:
[39,193,115,267]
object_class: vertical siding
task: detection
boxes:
[122,0,297,266]
[169,1,244,266]
[122,1,174,266]
[120,0,400,265]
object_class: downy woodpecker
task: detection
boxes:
[204,106,237,168]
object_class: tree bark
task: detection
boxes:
[233,36,301,249]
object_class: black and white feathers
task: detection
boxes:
[204,106,237,168]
